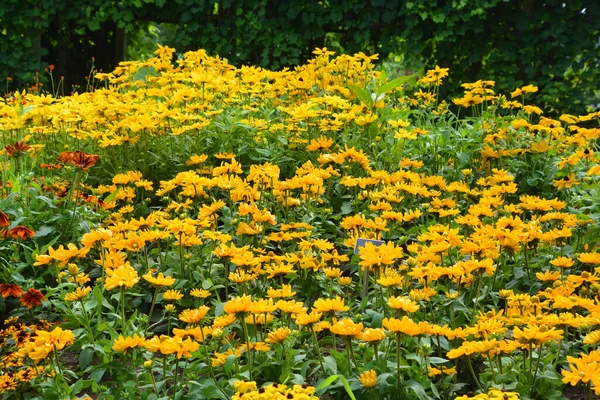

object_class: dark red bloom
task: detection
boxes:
[0,211,9,228]
[4,141,31,158]
[40,163,63,170]
[0,283,25,298]
[58,151,99,171]
[19,288,44,309]
[7,226,35,240]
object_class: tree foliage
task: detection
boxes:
[1,0,598,112]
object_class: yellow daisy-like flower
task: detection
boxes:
[330,318,363,337]
[387,296,420,312]
[112,334,146,353]
[178,306,210,324]
[338,277,352,286]
[550,256,574,269]
[190,288,210,298]
[164,304,177,313]
[427,366,457,376]
[359,369,377,388]
[294,311,323,326]
[266,327,291,344]
[64,286,92,302]
[224,295,253,315]
[143,271,175,287]
[357,328,386,343]
[578,252,600,265]
[233,380,257,394]
[104,263,139,291]
[513,325,563,345]
[312,296,349,313]
[583,330,600,345]
[163,290,184,301]
[382,316,421,336]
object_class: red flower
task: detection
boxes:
[0,283,25,298]
[58,151,99,171]
[19,288,44,309]
[4,142,31,158]
[0,211,9,228]
[40,163,63,170]
[7,226,35,240]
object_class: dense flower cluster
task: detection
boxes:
[1,45,599,398]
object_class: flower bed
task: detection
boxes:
[1,46,599,399]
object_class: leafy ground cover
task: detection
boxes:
[1,46,600,400]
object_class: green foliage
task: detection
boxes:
[1,1,599,112]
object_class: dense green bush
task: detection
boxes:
[1,0,599,112]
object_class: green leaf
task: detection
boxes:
[405,380,430,400]
[224,354,236,374]
[34,225,55,237]
[70,379,84,395]
[376,75,416,96]
[316,374,357,400]
[348,85,373,108]
[89,367,106,383]
[337,375,357,400]
[316,374,340,392]
[79,347,94,369]
[104,188,120,203]
[323,355,337,374]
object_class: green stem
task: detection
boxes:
[120,286,126,333]
[466,357,483,392]
[163,355,168,396]
[146,287,159,334]
[78,298,95,344]
[241,314,253,380]
[396,333,402,391]
[200,329,228,398]
[311,327,325,372]
[530,344,543,397]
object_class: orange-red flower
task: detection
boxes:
[4,141,31,157]
[0,283,24,298]
[58,151,99,171]
[19,288,44,309]
[0,211,9,227]
[7,226,35,240]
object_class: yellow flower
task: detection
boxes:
[266,327,291,344]
[158,336,199,359]
[550,256,574,268]
[224,295,253,315]
[387,296,420,312]
[561,350,600,393]
[578,252,600,264]
[330,318,363,337]
[583,330,600,345]
[104,263,139,291]
[267,284,296,298]
[112,334,146,353]
[359,369,377,388]
[294,311,323,326]
[338,277,352,286]
[163,290,184,301]
[358,241,403,269]
[427,366,456,376]
[143,271,176,287]
[178,306,210,324]
[382,316,422,336]
[64,286,91,301]
[190,288,210,298]
[357,328,386,343]
[312,296,349,313]
[164,304,176,313]
[233,380,257,394]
